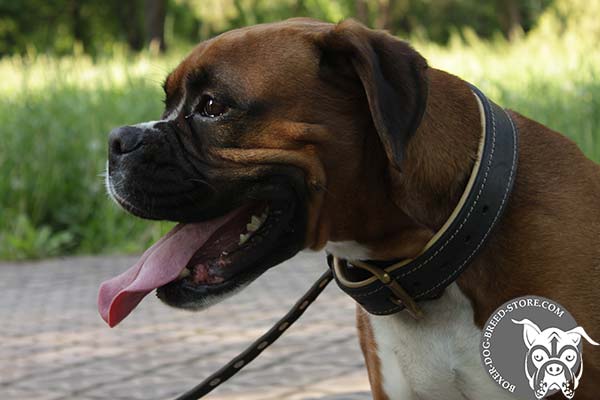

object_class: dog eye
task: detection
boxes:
[562,349,577,362]
[532,349,546,362]
[198,96,228,118]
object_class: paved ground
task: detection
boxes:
[0,252,371,400]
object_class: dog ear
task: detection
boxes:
[565,326,600,346]
[315,20,429,170]
[512,319,542,349]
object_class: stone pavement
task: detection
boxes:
[0,252,371,400]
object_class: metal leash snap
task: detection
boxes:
[345,259,424,320]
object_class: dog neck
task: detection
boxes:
[330,70,525,314]
[324,69,484,261]
[398,68,483,233]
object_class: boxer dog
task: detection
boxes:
[99,18,600,399]
[512,319,598,399]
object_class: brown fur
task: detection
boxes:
[163,18,600,399]
[357,306,390,400]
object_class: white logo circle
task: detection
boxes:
[480,296,598,399]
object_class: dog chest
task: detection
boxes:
[369,284,514,400]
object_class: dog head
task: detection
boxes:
[512,318,599,399]
[100,18,429,326]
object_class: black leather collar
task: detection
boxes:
[329,85,519,316]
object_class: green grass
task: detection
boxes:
[0,54,178,259]
[1,31,599,260]
[418,29,600,161]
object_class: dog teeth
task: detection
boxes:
[239,208,270,245]
[244,209,269,233]
[178,268,191,279]
[246,215,261,232]
[239,233,250,245]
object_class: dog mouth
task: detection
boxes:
[98,190,302,327]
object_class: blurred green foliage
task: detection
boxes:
[0,0,598,259]
[0,54,177,259]
[0,0,556,57]
[0,0,139,56]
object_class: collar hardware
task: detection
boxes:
[333,257,424,319]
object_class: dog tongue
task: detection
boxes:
[98,208,243,327]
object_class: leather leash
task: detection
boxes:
[174,269,333,400]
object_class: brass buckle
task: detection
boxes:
[346,259,424,320]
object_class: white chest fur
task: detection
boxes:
[369,284,514,400]
[325,241,514,399]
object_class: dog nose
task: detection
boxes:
[545,363,564,376]
[109,126,144,156]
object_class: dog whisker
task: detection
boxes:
[187,177,217,193]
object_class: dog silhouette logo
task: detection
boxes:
[480,296,598,399]
[512,319,598,399]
